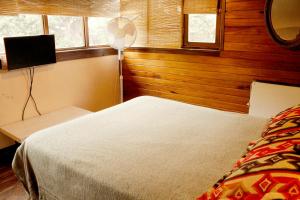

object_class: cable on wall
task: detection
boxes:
[22,67,41,120]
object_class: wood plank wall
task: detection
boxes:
[123,0,300,113]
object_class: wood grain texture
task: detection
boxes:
[123,0,300,113]
[0,166,18,192]
[0,162,27,199]
[0,144,18,193]
[56,48,117,62]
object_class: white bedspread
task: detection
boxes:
[13,96,268,200]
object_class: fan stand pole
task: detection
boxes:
[118,49,123,103]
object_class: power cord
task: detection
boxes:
[22,67,41,120]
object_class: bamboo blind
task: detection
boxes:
[121,0,148,47]
[0,0,18,15]
[184,0,218,14]
[148,0,182,48]
[121,0,182,48]
[17,0,120,17]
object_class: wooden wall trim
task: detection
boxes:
[1,48,117,70]
[56,47,117,62]
[126,47,220,57]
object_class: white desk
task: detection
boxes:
[0,106,91,143]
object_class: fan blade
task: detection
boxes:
[122,22,135,36]
[107,20,121,34]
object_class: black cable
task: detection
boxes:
[21,68,33,120]
[21,67,41,120]
[31,67,41,116]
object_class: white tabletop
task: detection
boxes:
[0,106,91,143]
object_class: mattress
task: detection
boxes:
[13,96,268,200]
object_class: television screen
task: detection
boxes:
[4,35,56,70]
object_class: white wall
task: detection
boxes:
[249,81,300,118]
[0,55,119,148]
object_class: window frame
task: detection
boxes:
[0,14,45,54]
[46,15,86,50]
[182,0,225,50]
[0,14,115,63]
[86,16,114,48]
[40,15,110,51]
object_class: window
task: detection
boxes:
[0,14,111,53]
[0,14,43,53]
[88,17,111,46]
[183,0,224,50]
[48,15,85,49]
[187,14,217,43]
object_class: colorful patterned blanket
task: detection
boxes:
[198,105,300,200]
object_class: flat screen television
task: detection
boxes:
[4,35,56,70]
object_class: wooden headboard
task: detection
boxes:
[249,81,300,118]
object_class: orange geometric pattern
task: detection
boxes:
[197,105,300,200]
[263,105,300,137]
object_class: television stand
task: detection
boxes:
[0,106,91,143]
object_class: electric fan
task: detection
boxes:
[107,17,137,103]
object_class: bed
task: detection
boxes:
[12,82,299,200]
